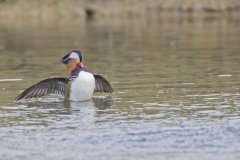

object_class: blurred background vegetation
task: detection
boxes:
[0,0,240,20]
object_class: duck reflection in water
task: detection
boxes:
[18,96,113,115]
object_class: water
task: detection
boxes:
[1,17,240,160]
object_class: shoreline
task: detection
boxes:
[0,0,240,20]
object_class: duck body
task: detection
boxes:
[16,70,113,102]
[66,67,95,101]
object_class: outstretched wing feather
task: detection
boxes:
[94,74,113,93]
[16,77,69,101]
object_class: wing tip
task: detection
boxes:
[15,96,21,101]
[15,92,25,101]
[108,86,114,93]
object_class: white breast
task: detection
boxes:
[69,71,95,101]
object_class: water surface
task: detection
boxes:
[1,17,240,160]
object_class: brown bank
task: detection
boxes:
[0,0,240,19]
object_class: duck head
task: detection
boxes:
[61,50,84,74]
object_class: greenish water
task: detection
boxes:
[1,18,240,160]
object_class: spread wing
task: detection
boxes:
[94,74,113,93]
[16,77,69,101]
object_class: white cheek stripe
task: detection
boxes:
[69,52,80,62]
